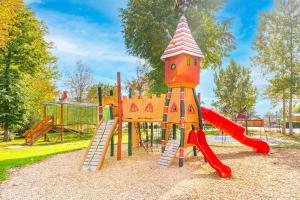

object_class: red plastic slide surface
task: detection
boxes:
[200,106,270,154]
[187,129,232,178]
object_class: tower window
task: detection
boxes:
[194,57,197,66]
[171,63,176,70]
[187,57,191,66]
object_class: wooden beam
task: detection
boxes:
[122,118,163,123]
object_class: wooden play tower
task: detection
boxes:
[160,15,204,167]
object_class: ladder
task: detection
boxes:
[158,140,180,167]
[81,119,118,171]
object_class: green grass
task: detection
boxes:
[0,131,92,183]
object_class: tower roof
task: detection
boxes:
[161,15,203,60]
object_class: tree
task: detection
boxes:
[212,60,257,118]
[125,61,151,96]
[264,75,289,134]
[121,0,235,94]
[252,0,300,134]
[0,68,25,141]
[86,83,117,104]
[0,0,22,48]
[22,73,58,126]
[66,61,93,102]
[0,5,56,141]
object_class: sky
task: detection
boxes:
[25,0,274,116]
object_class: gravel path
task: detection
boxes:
[0,145,299,200]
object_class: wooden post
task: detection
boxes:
[172,124,177,139]
[150,123,154,147]
[110,90,114,157]
[128,88,132,156]
[161,88,172,152]
[179,87,185,167]
[98,87,103,121]
[60,103,64,142]
[117,72,123,161]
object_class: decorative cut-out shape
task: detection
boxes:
[130,103,138,112]
[188,104,195,114]
[145,103,153,112]
[170,103,178,112]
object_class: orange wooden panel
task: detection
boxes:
[122,94,165,120]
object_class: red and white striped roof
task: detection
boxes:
[161,15,203,60]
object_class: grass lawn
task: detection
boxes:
[0,131,93,183]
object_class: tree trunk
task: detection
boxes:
[288,91,293,134]
[3,130,9,142]
[282,96,286,135]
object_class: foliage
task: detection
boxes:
[0,68,25,136]
[252,0,300,133]
[213,60,257,118]
[22,74,58,128]
[125,61,151,96]
[0,0,22,49]
[66,61,92,102]
[0,5,57,140]
[121,0,235,94]
[86,83,117,104]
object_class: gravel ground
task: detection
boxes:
[0,144,299,200]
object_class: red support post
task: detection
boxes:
[117,72,123,161]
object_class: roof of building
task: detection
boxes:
[161,15,203,60]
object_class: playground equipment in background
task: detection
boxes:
[24,102,98,145]
[80,15,270,178]
[234,110,267,139]
[24,116,54,145]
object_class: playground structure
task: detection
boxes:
[24,102,98,145]
[81,15,270,178]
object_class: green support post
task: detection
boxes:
[172,124,177,140]
[128,88,132,156]
[150,123,154,147]
[110,90,114,157]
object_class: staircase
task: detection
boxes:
[24,116,54,145]
[158,140,180,167]
[81,118,118,171]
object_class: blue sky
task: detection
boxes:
[25,0,274,116]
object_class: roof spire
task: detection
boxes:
[161,15,203,60]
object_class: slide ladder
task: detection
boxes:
[81,118,118,171]
[158,140,179,167]
[24,116,54,145]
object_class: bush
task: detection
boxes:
[286,122,300,128]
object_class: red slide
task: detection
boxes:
[187,129,232,178]
[200,106,270,154]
